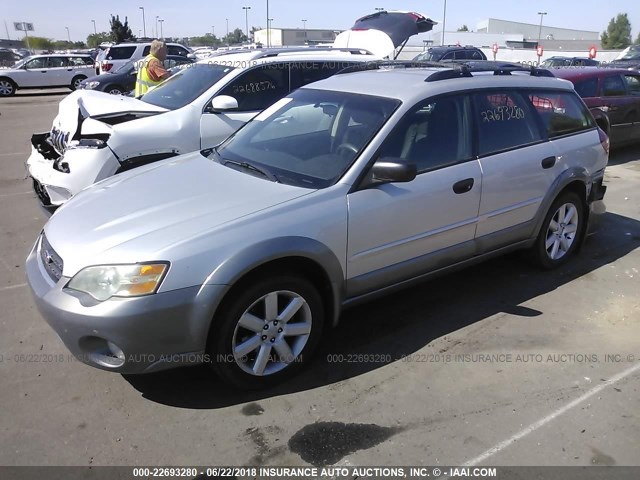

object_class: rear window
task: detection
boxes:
[69,56,92,66]
[602,75,626,96]
[528,91,595,138]
[573,78,598,98]
[107,46,136,60]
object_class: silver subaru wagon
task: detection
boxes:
[26,65,608,388]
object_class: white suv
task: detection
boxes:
[0,54,94,96]
[26,48,376,206]
[98,42,191,74]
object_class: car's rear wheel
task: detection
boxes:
[208,275,324,389]
[106,85,124,95]
[0,78,17,97]
[531,192,584,269]
[70,75,86,91]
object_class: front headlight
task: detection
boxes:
[84,81,101,89]
[67,263,169,301]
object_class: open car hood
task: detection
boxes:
[334,11,437,58]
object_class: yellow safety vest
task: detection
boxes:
[135,54,162,96]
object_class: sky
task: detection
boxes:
[3,0,639,43]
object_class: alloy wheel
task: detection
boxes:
[545,202,579,260]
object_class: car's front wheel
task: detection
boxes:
[105,85,124,95]
[208,275,324,389]
[70,75,86,91]
[531,192,585,269]
[0,78,17,97]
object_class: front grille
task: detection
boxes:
[47,126,70,155]
[39,234,64,282]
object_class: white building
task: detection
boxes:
[253,28,338,47]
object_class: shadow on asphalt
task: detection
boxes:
[124,211,640,408]
[608,145,640,166]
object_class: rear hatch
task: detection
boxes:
[334,10,437,58]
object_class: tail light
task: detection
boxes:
[101,62,113,72]
[598,127,609,155]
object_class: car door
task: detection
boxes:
[599,73,635,145]
[199,62,291,149]
[622,73,640,139]
[472,90,556,248]
[346,94,482,297]
[17,57,49,87]
[46,56,69,86]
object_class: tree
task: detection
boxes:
[457,25,469,32]
[86,32,112,48]
[601,13,632,49]
[223,28,249,46]
[23,36,53,50]
[109,15,135,43]
[635,32,640,45]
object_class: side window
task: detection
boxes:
[441,52,455,60]
[167,46,187,56]
[107,46,136,60]
[142,46,151,56]
[68,57,89,66]
[47,57,67,68]
[289,61,357,90]
[25,57,47,69]
[219,64,290,112]
[602,75,626,96]
[528,91,595,138]
[378,95,472,173]
[573,78,598,98]
[469,50,483,60]
[474,90,543,156]
[623,75,640,95]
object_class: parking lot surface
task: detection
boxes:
[1,91,639,468]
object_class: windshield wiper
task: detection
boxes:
[222,158,279,182]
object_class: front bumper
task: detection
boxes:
[26,134,120,207]
[25,237,229,374]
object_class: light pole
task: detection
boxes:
[537,12,547,46]
[158,19,164,39]
[441,0,447,45]
[266,0,269,48]
[65,26,71,42]
[267,18,273,47]
[301,19,307,42]
[211,25,215,46]
[242,6,251,42]
[91,20,96,34]
[155,16,159,39]
[139,6,146,38]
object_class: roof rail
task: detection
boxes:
[337,59,447,75]
[249,47,374,59]
[425,63,554,82]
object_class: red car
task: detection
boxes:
[552,67,640,147]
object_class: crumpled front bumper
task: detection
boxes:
[26,133,120,207]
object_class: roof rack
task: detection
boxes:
[336,60,447,75]
[246,47,374,59]
[425,63,554,82]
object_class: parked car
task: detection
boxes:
[552,67,640,147]
[0,54,94,96]
[540,56,599,68]
[605,45,640,70]
[26,64,608,388]
[413,45,487,62]
[98,42,191,74]
[0,49,22,68]
[78,55,194,95]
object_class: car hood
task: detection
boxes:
[44,151,314,276]
[334,11,437,57]
[48,90,167,154]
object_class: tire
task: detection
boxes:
[105,85,124,95]
[530,192,585,269]
[0,78,17,97]
[70,75,86,91]
[208,274,324,389]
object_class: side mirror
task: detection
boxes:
[207,95,239,113]
[369,158,417,185]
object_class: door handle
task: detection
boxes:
[452,178,474,194]
[40,70,47,73]
[541,156,556,169]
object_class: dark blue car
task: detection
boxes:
[78,55,193,95]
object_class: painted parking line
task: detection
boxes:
[0,283,27,292]
[0,191,32,198]
[461,361,640,467]
[0,152,28,157]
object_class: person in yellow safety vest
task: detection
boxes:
[135,40,171,96]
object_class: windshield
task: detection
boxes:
[140,63,234,110]
[212,88,400,188]
[13,56,33,69]
[620,51,640,61]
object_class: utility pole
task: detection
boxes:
[537,12,547,46]
[139,6,146,38]
[91,20,97,34]
[242,6,251,42]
